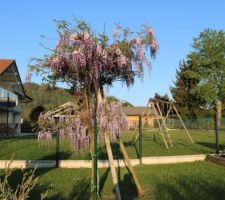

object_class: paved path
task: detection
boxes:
[0,154,207,169]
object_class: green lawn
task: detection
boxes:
[0,129,224,160]
[1,161,225,200]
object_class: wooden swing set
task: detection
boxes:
[141,98,194,149]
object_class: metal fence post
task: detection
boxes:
[54,116,60,167]
[56,131,60,167]
[139,115,142,164]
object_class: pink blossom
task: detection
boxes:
[145,27,154,37]
[136,37,142,45]
[51,57,60,69]
[123,28,130,38]
[25,71,32,82]
[117,56,128,67]
[137,48,145,61]
[96,45,102,56]
[113,28,120,40]
[129,39,137,47]
[97,102,129,139]
[72,51,86,67]
[38,131,52,146]
[84,31,90,40]
[150,40,159,57]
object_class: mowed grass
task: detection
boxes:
[0,161,225,200]
[0,129,224,160]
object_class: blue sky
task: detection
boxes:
[1,0,225,106]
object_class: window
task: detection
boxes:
[0,87,18,105]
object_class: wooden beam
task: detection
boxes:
[155,101,173,147]
[105,132,122,200]
[173,105,194,144]
[117,137,144,195]
[165,104,172,120]
[151,102,169,149]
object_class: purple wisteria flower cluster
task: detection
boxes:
[61,118,89,151]
[97,102,129,140]
[38,113,89,151]
[37,102,128,150]
[38,130,52,146]
[32,20,158,153]
[45,22,158,89]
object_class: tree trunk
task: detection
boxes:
[105,132,122,200]
[216,102,222,127]
[85,93,94,194]
[214,102,221,154]
[117,137,144,195]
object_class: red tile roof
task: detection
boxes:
[0,59,15,75]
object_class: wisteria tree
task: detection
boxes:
[29,19,158,199]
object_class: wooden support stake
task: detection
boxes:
[117,137,144,195]
[105,132,122,200]
[173,105,194,144]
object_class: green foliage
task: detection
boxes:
[170,61,214,119]
[121,101,133,107]
[107,95,133,107]
[21,83,133,123]
[29,105,45,123]
[187,29,225,108]
[171,29,225,118]
[154,93,170,102]
[21,83,75,122]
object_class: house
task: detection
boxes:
[122,107,156,129]
[0,59,32,135]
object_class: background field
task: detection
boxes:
[0,129,224,160]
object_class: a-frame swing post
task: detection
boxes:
[155,101,173,147]
[134,100,149,143]
[173,104,194,144]
[165,103,172,120]
[151,102,169,149]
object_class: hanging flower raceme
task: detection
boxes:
[97,102,129,140]
[64,118,89,151]
[38,130,52,146]
[37,111,90,152]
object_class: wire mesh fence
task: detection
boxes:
[0,118,225,161]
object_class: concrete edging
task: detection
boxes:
[0,154,207,169]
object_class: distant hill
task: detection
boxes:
[21,82,75,122]
[21,82,133,123]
